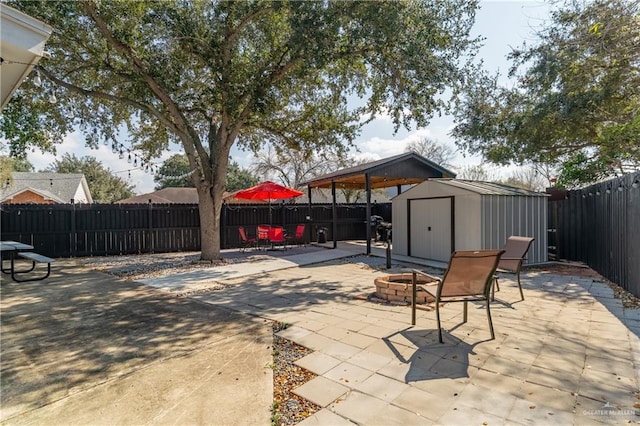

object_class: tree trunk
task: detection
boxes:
[198,183,220,261]
[196,126,232,262]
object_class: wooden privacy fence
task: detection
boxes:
[0,202,392,258]
[548,172,640,298]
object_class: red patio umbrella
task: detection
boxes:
[234,181,303,224]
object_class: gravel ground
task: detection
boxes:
[271,322,321,425]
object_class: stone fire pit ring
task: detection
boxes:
[374,273,436,305]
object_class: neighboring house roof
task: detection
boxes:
[429,179,548,197]
[117,187,267,204]
[1,172,93,203]
[301,152,457,190]
[118,187,199,204]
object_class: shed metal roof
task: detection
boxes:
[432,179,548,196]
[302,152,456,189]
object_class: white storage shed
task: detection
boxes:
[392,179,548,264]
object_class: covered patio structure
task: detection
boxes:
[301,152,456,254]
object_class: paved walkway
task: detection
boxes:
[2,241,639,425]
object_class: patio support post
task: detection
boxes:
[331,181,337,249]
[365,172,371,255]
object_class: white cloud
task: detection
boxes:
[353,128,434,160]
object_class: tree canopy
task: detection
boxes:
[452,0,640,188]
[45,153,135,202]
[154,154,196,189]
[3,0,480,259]
[154,154,258,191]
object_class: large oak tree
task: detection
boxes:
[2,0,480,260]
[453,0,640,188]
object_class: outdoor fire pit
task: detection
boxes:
[374,273,436,304]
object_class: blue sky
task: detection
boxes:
[27,0,553,194]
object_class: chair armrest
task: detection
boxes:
[412,269,441,283]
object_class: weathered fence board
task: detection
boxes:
[549,172,640,297]
[1,202,391,258]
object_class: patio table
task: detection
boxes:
[0,240,54,282]
[1,241,35,274]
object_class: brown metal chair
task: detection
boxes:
[493,236,535,301]
[412,250,505,343]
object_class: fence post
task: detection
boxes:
[70,199,77,257]
[148,199,154,253]
[221,203,227,249]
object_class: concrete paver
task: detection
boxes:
[292,376,348,407]
[294,352,342,375]
[191,242,639,424]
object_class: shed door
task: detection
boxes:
[409,198,452,262]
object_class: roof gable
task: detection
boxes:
[1,187,66,203]
[302,152,457,189]
[1,172,92,203]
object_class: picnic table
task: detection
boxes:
[0,240,54,282]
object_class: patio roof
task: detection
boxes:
[300,153,457,254]
[301,152,456,189]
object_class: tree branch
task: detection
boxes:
[81,0,193,143]
[40,67,176,130]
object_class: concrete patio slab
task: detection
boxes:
[0,262,273,425]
